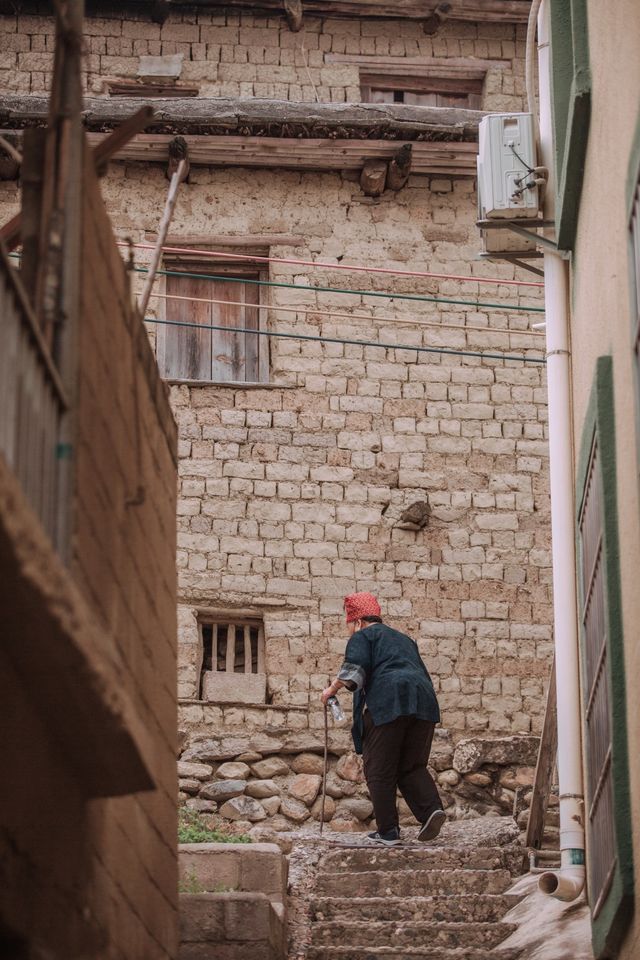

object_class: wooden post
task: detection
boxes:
[244,625,252,674]
[225,624,236,674]
[138,158,186,317]
[523,655,558,869]
[284,0,303,30]
[360,159,387,197]
[20,129,46,301]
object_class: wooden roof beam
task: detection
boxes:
[84,131,479,177]
[75,0,532,23]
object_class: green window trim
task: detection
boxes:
[625,105,640,220]
[576,356,634,958]
[549,0,591,250]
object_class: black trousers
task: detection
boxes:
[362,711,442,835]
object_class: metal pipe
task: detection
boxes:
[535,0,586,901]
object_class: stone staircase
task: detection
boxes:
[302,819,526,960]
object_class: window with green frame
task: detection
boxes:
[576,357,634,959]
[549,0,591,249]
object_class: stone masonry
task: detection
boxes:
[0,7,553,835]
[2,11,527,110]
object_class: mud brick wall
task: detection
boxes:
[62,160,554,743]
[1,10,526,110]
[0,145,179,958]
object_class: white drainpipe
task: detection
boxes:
[534,0,586,901]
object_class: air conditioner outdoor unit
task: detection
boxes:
[477,113,540,255]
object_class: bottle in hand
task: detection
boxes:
[327,695,345,722]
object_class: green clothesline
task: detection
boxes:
[145,316,547,365]
[132,265,546,314]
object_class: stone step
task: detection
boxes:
[321,845,521,875]
[310,920,517,949]
[310,892,522,924]
[314,867,513,898]
[306,945,523,960]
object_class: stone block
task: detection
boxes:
[337,798,373,821]
[200,780,246,802]
[202,672,266,704]
[453,735,540,773]
[180,894,226,942]
[251,757,290,779]
[219,796,267,822]
[290,752,324,775]
[288,773,321,805]
[335,752,364,783]
[280,797,310,823]
[178,761,213,780]
[216,761,251,780]
[246,780,280,799]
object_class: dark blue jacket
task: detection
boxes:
[338,622,440,754]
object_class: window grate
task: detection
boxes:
[198,619,265,702]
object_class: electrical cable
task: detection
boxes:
[131,265,546,314]
[119,240,545,289]
[144,316,547,365]
[138,288,546,338]
[510,144,535,175]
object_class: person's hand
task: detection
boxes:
[321,685,335,705]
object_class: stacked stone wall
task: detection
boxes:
[177,726,550,839]
[1,10,525,110]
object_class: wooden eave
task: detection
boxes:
[89,132,479,175]
[0,95,482,139]
[0,95,482,175]
[0,0,532,22]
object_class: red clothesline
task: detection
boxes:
[118,240,544,289]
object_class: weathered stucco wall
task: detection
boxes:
[1,9,526,109]
[571,1,640,958]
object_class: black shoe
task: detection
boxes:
[418,808,446,842]
[367,827,401,846]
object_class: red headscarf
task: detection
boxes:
[344,592,381,623]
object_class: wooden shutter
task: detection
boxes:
[163,268,261,382]
[165,273,212,380]
[578,438,616,916]
[210,278,259,383]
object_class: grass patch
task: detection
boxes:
[178,808,251,845]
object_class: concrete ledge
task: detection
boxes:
[179,842,288,905]
[180,892,285,960]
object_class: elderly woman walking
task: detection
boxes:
[321,592,445,846]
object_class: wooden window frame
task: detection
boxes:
[197,614,266,705]
[325,53,489,109]
[155,251,270,386]
[575,356,634,959]
[361,74,483,109]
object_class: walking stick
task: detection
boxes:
[320,702,328,835]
